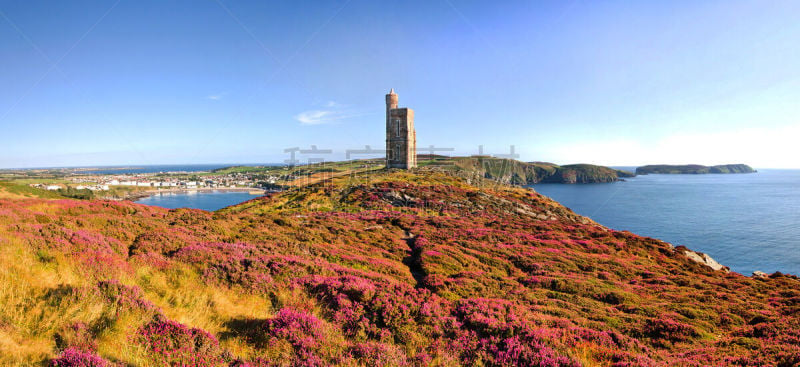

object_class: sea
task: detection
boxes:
[530,169,800,276]
[134,190,262,212]
[81,164,277,174]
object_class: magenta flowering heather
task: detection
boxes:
[265,308,325,344]
[135,319,222,366]
[3,169,800,365]
[54,322,97,352]
[96,279,159,314]
[348,342,410,366]
[643,317,698,342]
[50,348,109,367]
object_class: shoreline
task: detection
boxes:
[109,187,268,201]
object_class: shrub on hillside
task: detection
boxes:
[54,322,97,353]
[451,298,580,366]
[347,342,410,366]
[261,308,328,365]
[96,279,159,314]
[301,275,454,344]
[643,318,698,342]
[135,318,223,366]
[50,348,110,367]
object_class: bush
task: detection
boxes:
[348,342,410,366]
[96,279,159,314]
[54,322,97,352]
[50,348,109,367]
[135,319,223,366]
[262,308,327,365]
[643,318,698,342]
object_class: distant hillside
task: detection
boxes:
[428,156,634,184]
[210,157,635,186]
[636,164,755,175]
[0,181,65,199]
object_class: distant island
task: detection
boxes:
[636,164,755,175]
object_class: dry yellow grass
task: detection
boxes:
[285,169,356,186]
[0,224,278,365]
[0,191,26,199]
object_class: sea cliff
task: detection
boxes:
[428,156,634,184]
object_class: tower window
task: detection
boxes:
[395,119,400,136]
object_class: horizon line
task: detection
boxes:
[1,158,798,171]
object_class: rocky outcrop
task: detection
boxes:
[681,248,730,272]
[752,271,769,279]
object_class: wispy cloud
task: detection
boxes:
[207,92,227,100]
[294,101,368,125]
[295,109,349,125]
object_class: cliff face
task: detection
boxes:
[0,169,797,366]
[541,163,636,184]
[708,164,756,173]
[636,164,756,175]
[435,156,633,184]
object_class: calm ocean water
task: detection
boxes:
[84,164,230,174]
[82,163,279,174]
[134,191,261,211]
[531,170,800,276]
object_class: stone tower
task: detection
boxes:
[385,89,417,169]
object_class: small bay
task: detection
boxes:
[134,190,262,211]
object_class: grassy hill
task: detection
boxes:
[0,168,797,366]
[0,181,66,199]
[419,156,633,184]
[213,156,634,187]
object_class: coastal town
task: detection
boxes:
[0,158,387,202]
[23,168,289,200]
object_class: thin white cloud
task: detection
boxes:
[295,101,370,125]
[295,109,359,125]
[207,92,227,100]
[296,110,334,124]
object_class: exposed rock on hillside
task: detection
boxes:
[680,247,730,272]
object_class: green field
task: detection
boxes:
[0,181,65,199]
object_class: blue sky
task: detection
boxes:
[1,0,799,168]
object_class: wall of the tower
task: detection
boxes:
[406,110,416,168]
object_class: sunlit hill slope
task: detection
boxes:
[0,167,798,366]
